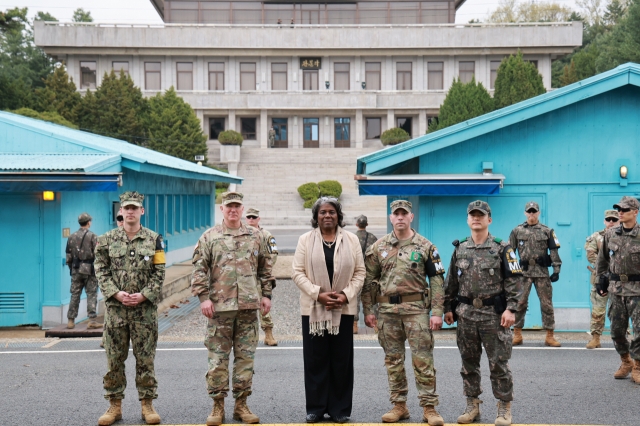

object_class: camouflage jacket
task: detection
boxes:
[356,230,377,258]
[191,221,274,312]
[508,222,562,277]
[596,222,640,296]
[444,233,524,321]
[585,230,605,285]
[94,226,166,326]
[363,229,445,316]
[65,228,97,276]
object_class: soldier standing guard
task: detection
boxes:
[362,200,445,425]
[192,192,275,426]
[508,201,562,347]
[584,209,619,349]
[65,212,101,329]
[245,207,279,346]
[268,126,276,148]
[596,196,640,384]
[95,192,166,426]
[354,214,377,334]
[444,200,524,426]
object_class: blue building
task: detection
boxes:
[356,63,640,331]
[0,112,241,327]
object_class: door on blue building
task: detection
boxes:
[0,194,42,326]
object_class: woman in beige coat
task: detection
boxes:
[292,197,365,424]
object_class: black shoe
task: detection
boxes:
[306,413,320,423]
[331,416,350,423]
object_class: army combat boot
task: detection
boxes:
[381,402,410,422]
[207,399,225,426]
[141,399,161,424]
[512,328,523,346]
[632,360,640,384]
[544,330,561,347]
[457,397,482,424]
[586,333,601,349]
[495,400,512,426]
[614,353,633,379]
[233,397,259,423]
[98,399,122,426]
[264,328,278,346]
[422,405,444,425]
[67,319,75,329]
[87,319,103,329]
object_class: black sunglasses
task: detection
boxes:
[526,209,538,214]
[616,208,631,213]
[116,216,124,222]
[246,216,258,219]
[605,217,619,222]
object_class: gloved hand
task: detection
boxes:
[549,272,560,282]
[596,275,609,296]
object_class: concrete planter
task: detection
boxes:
[220,144,241,163]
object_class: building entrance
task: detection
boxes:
[272,118,288,148]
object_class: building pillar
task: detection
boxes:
[355,109,363,148]
[260,109,268,149]
[418,109,427,136]
[228,110,236,131]
[196,109,206,134]
[228,162,239,192]
[387,109,395,131]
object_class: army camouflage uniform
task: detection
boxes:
[355,228,377,322]
[363,228,445,407]
[508,220,561,330]
[95,223,165,401]
[65,226,98,319]
[191,221,274,400]
[257,227,278,331]
[585,229,609,335]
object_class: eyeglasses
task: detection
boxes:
[605,217,619,222]
[319,196,339,202]
[246,216,258,219]
[616,208,631,213]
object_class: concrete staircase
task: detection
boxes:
[234,147,388,227]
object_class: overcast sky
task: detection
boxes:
[9,0,583,24]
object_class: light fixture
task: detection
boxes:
[325,81,330,89]
[43,191,55,201]
[361,81,366,89]
[620,165,628,179]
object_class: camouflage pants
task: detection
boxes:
[67,273,98,319]
[590,283,609,335]
[457,314,514,401]
[377,312,438,406]
[514,276,555,330]
[205,309,259,399]
[260,311,274,330]
[103,319,158,400]
[608,295,640,360]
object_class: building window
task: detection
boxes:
[208,62,224,91]
[397,117,412,137]
[300,4,321,24]
[459,61,475,84]
[365,62,381,90]
[334,62,350,90]
[272,118,288,148]
[396,62,412,90]
[303,70,318,90]
[427,62,443,90]
[327,4,356,24]
[145,62,161,90]
[366,117,381,139]
[303,118,319,148]
[112,61,129,77]
[209,117,225,139]
[177,62,193,90]
[335,118,350,148]
[359,2,388,24]
[80,61,96,89]
[240,63,256,91]
[241,117,257,140]
[490,60,502,89]
[271,63,287,90]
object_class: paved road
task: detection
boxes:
[270,226,387,253]
[1,340,635,425]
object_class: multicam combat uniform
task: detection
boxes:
[585,229,609,335]
[191,221,274,400]
[65,226,98,320]
[355,228,377,322]
[444,233,523,401]
[257,227,278,331]
[363,230,445,407]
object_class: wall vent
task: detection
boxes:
[0,293,25,311]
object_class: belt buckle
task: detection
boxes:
[620,274,629,282]
[389,295,401,304]
[472,298,483,309]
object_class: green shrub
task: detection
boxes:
[11,108,78,129]
[318,180,342,198]
[218,130,243,146]
[303,199,317,209]
[380,127,410,146]
[298,182,320,202]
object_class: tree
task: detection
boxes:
[34,11,57,22]
[488,0,575,22]
[428,78,494,132]
[577,0,606,26]
[145,87,208,162]
[595,0,640,71]
[34,65,82,123]
[603,0,628,25]
[11,107,78,129]
[72,8,93,23]
[559,60,579,86]
[493,51,546,109]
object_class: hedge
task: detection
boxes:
[318,180,342,198]
[298,182,320,202]
[218,130,244,146]
[380,127,410,146]
[303,199,316,209]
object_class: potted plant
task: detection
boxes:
[218,130,243,163]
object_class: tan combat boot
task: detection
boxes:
[614,353,633,379]
[512,328,523,346]
[353,321,359,334]
[67,319,75,329]
[457,397,482,424]
[544,330,561,347]
[206,399,225,426]
[264,328,278,346]
[88,320,103,329]
[422,405,444,425]
[586,334,601,349]
[233,397,259,423]
[381,402,410,423]
[98,399,122,426]
[632,360,640,384]
[141,399,161,425]
[495,400,512,426]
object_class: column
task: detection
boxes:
[418,109,427,136]
[387,109,395,131]
[260,109,268,149]
[196,109,206,134]
[416,56,424,91]
[164,55,172,91]
[355,109,363,148]
[228,110,236,131]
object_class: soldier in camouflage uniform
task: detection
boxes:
[94,192,166,426]
[354,214,377,334]
[508,201,562,347]
[65,212,100,329]
[362,200,445,425]
[245,207,279,346]
[192,192,275,426]
[596,196,640,384]
[584,209,619,349]
[444,200,524,426]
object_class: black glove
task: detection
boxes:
[549,272,560,282]
[596,275,609,296]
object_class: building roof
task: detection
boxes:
[0,153,121,172]
[357,62,640,176]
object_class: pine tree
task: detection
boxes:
[493,51,546,109]
[603,0,627,26]
[72,8,93,23]
[35,65,81,123]
[560,60,580,86]
[428,78,494,132]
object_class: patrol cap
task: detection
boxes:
[524,201,540,212]
[390,200,412,213]
[245,207,260,217]
[613,196,640,210]
[120,191,144,208]
[356,214,368,227]
[221,191,244,206]
[78,212,92,224]
[604,209,619,219]
[468,200,491,216]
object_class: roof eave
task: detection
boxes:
[122,159,242,184]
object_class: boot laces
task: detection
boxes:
[236,400,251,414]
[464,399,476,415]
[212,401,224,416]
[107,404,120,415]
[497,401,508,418]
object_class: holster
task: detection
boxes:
[493,293,507,315]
